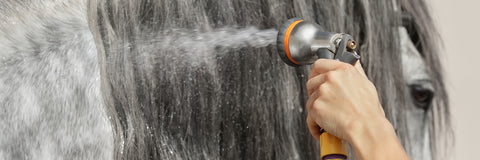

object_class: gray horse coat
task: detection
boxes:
[0,0,451,159]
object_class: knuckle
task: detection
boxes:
[313,59,328,70]
[306,78,314,87]
[313,60,322,69]
[316,84,327,95]
[323,72,330,81]
[306,116,312,124]
[323,71,335,82]
[311,99,325,113]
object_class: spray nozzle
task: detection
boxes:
[277,18,357,160]
[277,18,360,66]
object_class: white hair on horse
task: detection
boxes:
[0,0,451,159]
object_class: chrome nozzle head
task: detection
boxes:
[277,18,344,66]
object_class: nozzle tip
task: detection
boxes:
[277,18,304,66]
[347,40,357,50]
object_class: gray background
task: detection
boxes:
[429,0,480,159]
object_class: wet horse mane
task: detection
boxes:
[87,0,450,159]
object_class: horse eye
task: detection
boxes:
[409,84,434,110]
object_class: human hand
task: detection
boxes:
[305,59,386,142]
[305,59,410,159]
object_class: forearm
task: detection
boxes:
[347,117,410,160]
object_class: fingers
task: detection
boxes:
[306,74,326,96]
[310,59,367,80]
[306,92,326,141]
[307,116,322,141]
[308,59,344,80]
[306,91,318,113]
[306,59,372,142]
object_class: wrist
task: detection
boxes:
[346,117,409,160]
[345,116,393,143]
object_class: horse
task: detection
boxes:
[0,0,451,159]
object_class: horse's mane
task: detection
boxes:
[87,0,450,159]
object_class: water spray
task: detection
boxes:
[277,18,360,160]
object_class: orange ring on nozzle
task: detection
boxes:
[283,20,303,65]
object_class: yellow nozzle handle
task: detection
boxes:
[320,132,348,160]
